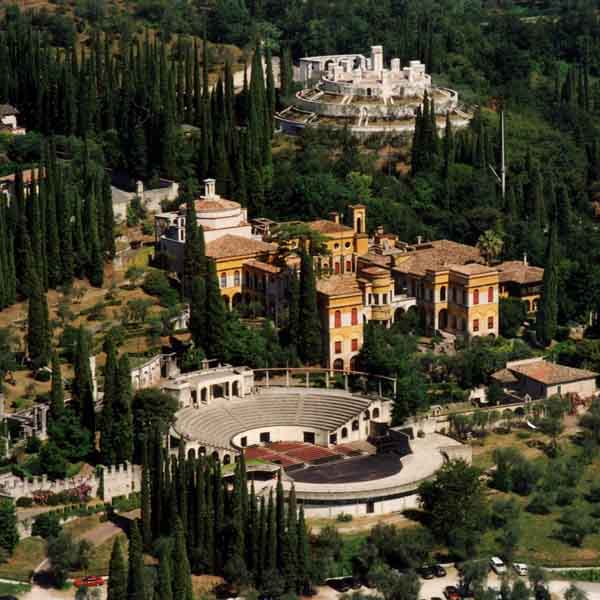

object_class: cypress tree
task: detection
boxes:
[27,273,50,369]
[194,459,205,559]
[257,495,266,582]
[246,482,258,573]
[280,46,293,101]
[141,439,152,550]
[204,460,215,572]
[113,353,134,464]
[297,505,310,594]
[107,537,127,600]
[60,184,75,286]
[190,274,208,353]
[45,176,62,288]
[172,516,194,600]
[205,260,228,360]
[73,326,96,437]
[265,47,276,135]
[557,185,572,237]
[442,111,453,180]
[536,218,559,347]
[127,522,146,600]
[50,351,64,420]
[298,250,322,365]
[265,489,276,572]
[151,429,164,541]
[284,484,298,591]
[102,175,116,258]
[276,470,285,571]
[157,551,174,600]
[86,184,104,287]
[183,198,203,298]
[100,339,118,465]
[213,461,225,570]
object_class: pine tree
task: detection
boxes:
[100,339,118,465]
[172,516,194,600]
[107,537,127,600]
[298,250,322,364]
[50,351,64,420]
[113,354,134,464]
[127,522,146,600]
[536,218,559,347]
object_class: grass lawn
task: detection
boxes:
[71,533,128,578]
[0,581,31,595]
[0,537,46,582]
[63,514,105,539]
[471,428,547,471]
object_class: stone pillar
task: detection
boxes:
[266,371,270,388]
[378,380,382,398]
[344,374,349,392]
[325,371,330,389]
[285,370,290,388]
[305,372,309,388]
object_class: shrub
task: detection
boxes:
[32,512,62,539]
[26,435,42,454]
[336,513,353,523]
[142,270,171,297]
[527,493,553,515]
[556,487,578,507]
[16,497,33,508]
[587,485,600,503]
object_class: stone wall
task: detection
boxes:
[0,462,141,503]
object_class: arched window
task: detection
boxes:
[334,310,342,328]
[334,262,340,274]
[372,407,380,419]
[234,270,241,286]
[341,427,348,439]
[346,260,352,272]
[364,410,370,420]
[351,308,358,325]
[334,340,342,354]
[440,286,446,301]
[220,272,227,288]
[473,289,479,305]
[488,287,494,302]
[473,318,480,332]
[488,316,494,330]
[352,420,359,431]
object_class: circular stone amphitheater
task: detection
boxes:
[276,45,471,138]
[165,366,470,517]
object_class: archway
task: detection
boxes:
[232,293,243,308]
[356,217,363,233]
[372,407,380,419]
[440,286,446,301]
[438,308,448,330]
[222,295,230,309]
[333,358,344,371]
[187,448,196,460]
[232,381,240,397]
[223,454,231,465]
[211,451,219,461]
[350,356,359,371]
[394,308,405,322]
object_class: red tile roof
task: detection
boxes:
[510,361,597,386]
[496,261,544,285]
[309,219,354,235]
[206,235,276,259]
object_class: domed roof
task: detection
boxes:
[195,196,240,211]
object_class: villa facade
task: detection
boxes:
[155,179,541,368]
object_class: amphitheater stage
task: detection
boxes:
[289,453,402,484]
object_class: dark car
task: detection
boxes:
[444,586,461,600]
[433,564,447,578]
[419,566,435,580]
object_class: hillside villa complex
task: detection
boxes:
[155,179,544,368]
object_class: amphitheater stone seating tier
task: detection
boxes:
[172,388,373,452]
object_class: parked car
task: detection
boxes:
[433,564,447,578]
[489,557,506,574]
[74,576,105,588]
[444,586,461,600]
[513,563,528,576]
[419,566,435,579]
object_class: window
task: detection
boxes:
[335,341,342,354]
[366,501,375,514]
[334,243,340,249]
[373,294,379,305]
[473,319,479,332]
[351,338,358,351]
[351,308,358,325]
[440,286,446,301]
[346,260,352,272]
[341,427,348,439]
[220,272,227,288]
[488,316,494,330]
[259,432,270,443]
[373,407,380,418]
[330,433,337,444]
[368,294,372,305]
[334,262,340,274]
[345,242,351,248]
[234,270,240,286]
[303,431,315,444]
[383,293,388,304]
[462,291,467,305]
[352,420,359,431]
[488,286,494,302]
[241,436,247,447]
[334,310,342,328]
[473,289,479,305]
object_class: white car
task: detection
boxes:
[513,563,528,576]
[490,556,506,574]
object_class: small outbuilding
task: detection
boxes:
[491,357,598,400]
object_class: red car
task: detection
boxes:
[74,576,105,588]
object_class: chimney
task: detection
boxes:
[329,211,340,224]
[523,253,528,266]
[416,235,422,245]
[204,178,216,198]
